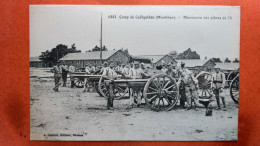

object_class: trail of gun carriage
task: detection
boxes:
[30,45,239,140]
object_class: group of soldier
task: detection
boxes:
[51,61,76,91]
[52,60,227,111]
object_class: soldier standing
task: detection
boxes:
[177,62,187,108]
[82,64,91,93]
[178,64,199,110]
[68,63,75,88]
[51,61,62,92]
[102,62,118,110]
[211,68,226,110]
[61,62,69,87]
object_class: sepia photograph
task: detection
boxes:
[30,5,240,141]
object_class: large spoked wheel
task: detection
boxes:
[74,77,85,88]
[98,75,129,100]
[143,74,179,111]
[227,71,239,86]
[230,75,239,104]
[196,72,213,99]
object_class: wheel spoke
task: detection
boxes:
[166,94,176,99]
[165,84,175,90]
[149,87,158,92]
[164,97,171,105]
[146,92,159,95]
[163,81,170,89]
[161,99,165,107]
[148,95,157,102]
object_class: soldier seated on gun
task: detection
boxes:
[51,61,62,92]
[82,64,91,93]
[178,65,200,111]
[211,68,226,110]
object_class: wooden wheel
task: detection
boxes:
[143,74,179,111]
[196,72,213,99]
[230,75,239,104]
[98,75,129,100]
[227,71,239,86]
[74,77,85,88]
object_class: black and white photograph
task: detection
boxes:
[30,5,240,141]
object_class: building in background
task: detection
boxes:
[176,59,216,73]
[215,62,240,73]
[137,55,178,67]
[30,57,45,67]
[59,49,129,68]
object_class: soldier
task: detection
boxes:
[211,68,226,110]
[102,62,118,79]
[127,62,150,108]
[166,62,177,79]
[68,63,75,88]
[51,61,62,92]
[102,62,118,110]
[61,62,69,87]
[177,62,186,108]
[121,63,129,75]
[161,63,167,74]
[82,64,91,93]
[178,63,199,110]
[114,63,121,72]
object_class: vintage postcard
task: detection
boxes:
[30,5,240,141]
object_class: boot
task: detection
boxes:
[215,97,221,110]
[193,102,198,111]
[221,97,227,111]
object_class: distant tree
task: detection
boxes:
[168,51,178,58]
[233,58,239,63]
[39,44,81,67]
[176,48,200,59]
[211,57,222,63]
[224,58,231,63]
[91,45,108,52]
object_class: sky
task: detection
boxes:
[30,5,240,61]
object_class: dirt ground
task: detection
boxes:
[30,68,238,141]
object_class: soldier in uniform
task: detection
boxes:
[127,62,150,108]
[121,63,129,75]
[61,62,69,87]
[102,62,118,110]
[177,62,187,108]
[161,63,167,74]
[68,63,75,88]
[82,64,91,93]
[51,61,62,92]
[166,62,177,78]
[211,68,226,110]
[178,63,199,110]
